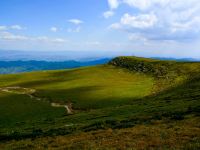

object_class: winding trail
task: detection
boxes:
[0,86,73,114]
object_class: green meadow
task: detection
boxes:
[0,56,200,149]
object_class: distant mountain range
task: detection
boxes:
[0,50,116,61]
[0,59,111,74]
[0,50,199,74]
[151,57,200,62]
[1,50,199,62]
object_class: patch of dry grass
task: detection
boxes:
[1,117,199,150]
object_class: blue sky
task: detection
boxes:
[0,0,200,58]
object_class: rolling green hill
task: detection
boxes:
[0,56,200,149]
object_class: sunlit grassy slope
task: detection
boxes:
[0,65,154,109]
[0,56,200,149]
[0,65,154,133]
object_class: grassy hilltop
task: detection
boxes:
[0,56,200,149]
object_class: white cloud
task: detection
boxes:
[0,31,67,43]
[121,0,186,10]
[108,0,200,41]
[108,0,120,9]
[51,38,66,43]
[103,0,119,18]
[35,36,67,43]
[10,25,24,30]
[0,26,7,31]
[0,32,28,41]
[129,34,147,42]
[103,11,114,18]
[0,25,26,31]
[68,19,83,25]
[120,13,157,29]
[109,23,121,29]
[50,27,58,32]
[123,0,154,10]
[171,17,200,33]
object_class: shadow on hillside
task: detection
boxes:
[33,85,135,110]
[147,75,200,101]
[132,75,200,117]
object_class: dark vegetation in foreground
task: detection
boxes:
[0,56,200,149]
[2,117,200,150]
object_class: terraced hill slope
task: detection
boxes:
[0,56,200,149]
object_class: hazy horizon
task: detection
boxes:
[1,49,200,61]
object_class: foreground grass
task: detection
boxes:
[1,116,199,150]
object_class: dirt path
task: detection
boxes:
[51,103,73,114]
[0,86,73,114]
